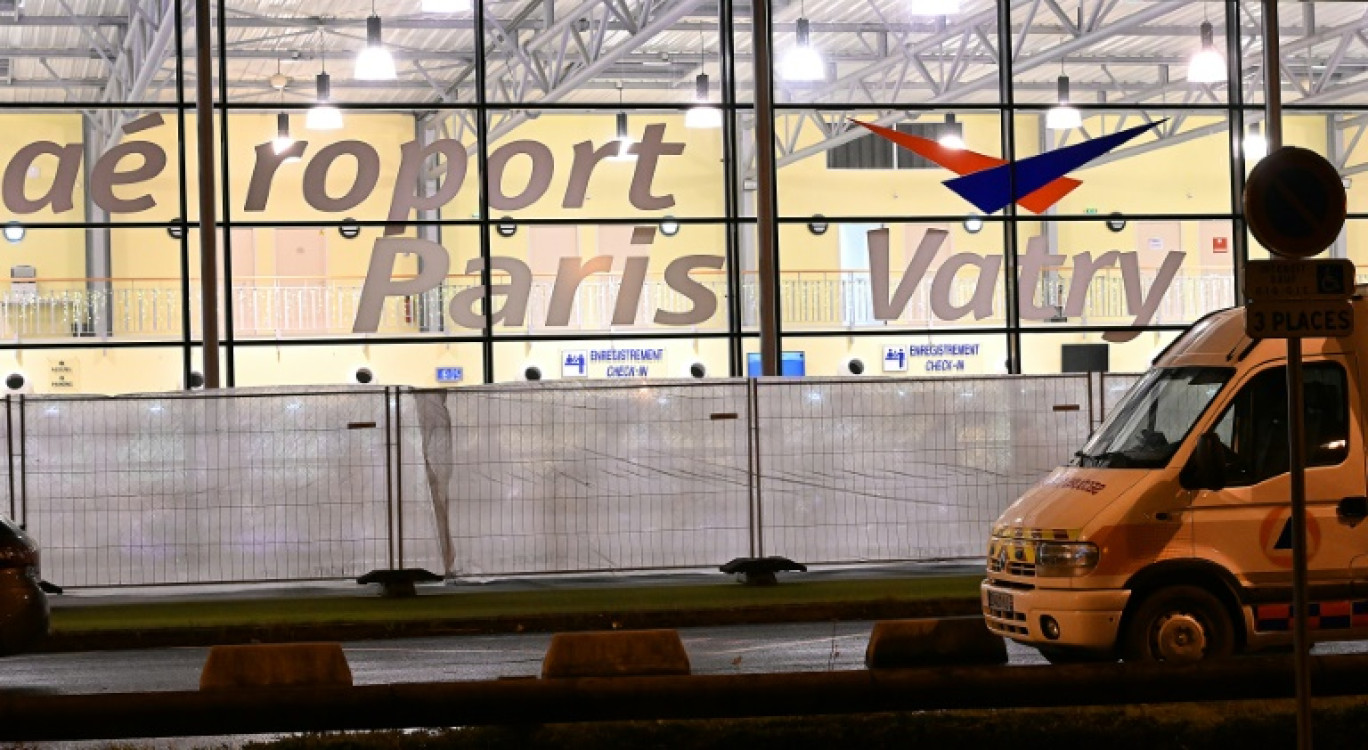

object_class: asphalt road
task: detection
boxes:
[0,620,1046,695]
[7,620,1368,696]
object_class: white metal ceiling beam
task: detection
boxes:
[90,0,180,151]
[775,0,1184,168]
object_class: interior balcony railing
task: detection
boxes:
[0,268,1264,341]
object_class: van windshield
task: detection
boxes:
[1075,367,1232,469]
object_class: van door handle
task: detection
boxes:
[1337,496,1368,527]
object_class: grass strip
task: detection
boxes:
[51,575,983,633]
[232,697,1368,750]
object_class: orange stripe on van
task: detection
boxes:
[1321,601,1352,618]
[1258,604,1292,620]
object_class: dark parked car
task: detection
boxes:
[0,515,47,655]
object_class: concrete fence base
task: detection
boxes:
[199,643,353,690]
[542,629,691,678]
[865,617,1007,668]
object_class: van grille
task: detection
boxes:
[983,606,1028,635]
[988,557,1036,577]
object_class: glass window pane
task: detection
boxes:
[779,220,1007,332]
[235,342,486,388]
[1017,219,1236,331]
[1020,330,1183,376]
[1011,111,1232,216]
[494,337,730,382]
[776,109,1004,218]
[484,110,724,220]
[1014,1,1231,107]
[487,221,729,335]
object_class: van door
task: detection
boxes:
[1189,357,1368,636]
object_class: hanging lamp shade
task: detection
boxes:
[1243,122,1267,162]
[306,71,344,130]
[611,111,636,160]
[685,73,722,129]
[938,113,964,149]
[1187,20,1226,83]
[909,0,960,15]
[781,18,825,82]
[355,15,397,81]
[1046,74,1081,130]
[272,113,297,156]
[422,0,471,12]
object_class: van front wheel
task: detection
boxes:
[1120,585,1234,663]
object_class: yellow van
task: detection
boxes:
[982,300,1368,663]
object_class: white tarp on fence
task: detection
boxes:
[5,375,1133,588]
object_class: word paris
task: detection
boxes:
[356,228,1182,333]
[6,114,1179,333]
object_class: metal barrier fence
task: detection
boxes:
[4,374,1142,588]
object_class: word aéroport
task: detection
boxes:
[6,115,1184,333]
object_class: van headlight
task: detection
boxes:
[1036,542,1099,577]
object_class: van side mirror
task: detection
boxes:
[1180,432,1227,491]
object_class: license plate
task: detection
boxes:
[987,590,1014,612]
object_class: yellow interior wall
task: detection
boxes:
[1053,115,1231,261]
[0,110,1347,390]
[0,113,90,292]
[497,337,730,382]
[778,112,1004,218]
[0,347,185,394]
[233,341,483,388]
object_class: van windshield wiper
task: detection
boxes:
[1074,450,1132,468]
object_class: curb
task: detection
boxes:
[5,653,1368,741]
[40,597,983,652]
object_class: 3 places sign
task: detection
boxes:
[1244,259,1356,339]
[1242,145,1354,340]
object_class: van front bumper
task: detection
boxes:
[981,579,1130,651]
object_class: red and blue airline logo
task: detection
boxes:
[854,119,1163,215]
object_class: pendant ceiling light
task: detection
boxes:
[1046,74,1081,130]
[269,60,299,159]
[307,36,343,130]
[909,0,960,15]
[611,85,636,161]
[1243,122,1267,162]
[937,113,964,150]
[421,0,472,12]
[685,74,723,129]
[355,6,397,81]
[273,113,297,155]
[685,31,721,129]
[1188,20,1226,83]
[782,17,825,82]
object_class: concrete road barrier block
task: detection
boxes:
[542,629,691,679]
[200,642,353,691]
[865,616,1007,669]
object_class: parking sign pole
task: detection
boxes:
[1259,2,1312,747]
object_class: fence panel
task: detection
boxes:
[21,388,391,587]
[0,397,13,521]
[3,373,1153,588]
[400,381,753,577]
[754,375,1093,564]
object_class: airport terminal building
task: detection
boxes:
[0,0,1359,392]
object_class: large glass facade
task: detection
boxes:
[0,0,1364,392]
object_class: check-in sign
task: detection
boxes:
[1246,299,1354,339]
[1244,258,1356,302]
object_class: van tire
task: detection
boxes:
[1120,585,1235,663]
